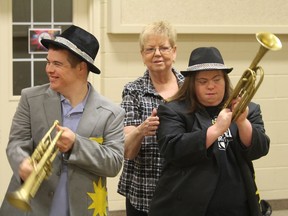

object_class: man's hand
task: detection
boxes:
[19,158,33,181]
[56,126,76,153]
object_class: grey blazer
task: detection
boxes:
[0,83,125,216]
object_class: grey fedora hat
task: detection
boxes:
[181,47,233,76]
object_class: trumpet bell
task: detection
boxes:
[256,32,282,51]
[7,190,32,211]
[6,120,62,212]
[224,32,282,121]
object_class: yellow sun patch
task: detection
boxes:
[87,178,108,216]
[89,136,104,145]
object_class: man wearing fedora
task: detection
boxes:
[0,25,125,216]
[149,47,270,216]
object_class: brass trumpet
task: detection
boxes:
[7,120,63,211]
[223,32,282,121]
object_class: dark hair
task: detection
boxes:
[48,44,83,69]
[169,70,233,113]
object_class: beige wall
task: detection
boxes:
[103,33,288,211]
[101,0,288,211]
[1,0,288,212]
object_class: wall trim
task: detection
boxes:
[107,0,288,34]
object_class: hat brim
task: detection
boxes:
[41,39,101,74]
[180,63,233,77]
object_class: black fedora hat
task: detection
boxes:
[41,25,101,74]
[181,47,233,77]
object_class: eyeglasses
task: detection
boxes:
[143,46,172,55]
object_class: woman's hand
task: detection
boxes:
[231,97,249,124]
[214,108,232,135]
[138,108,159,136]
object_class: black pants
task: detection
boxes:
[126,198,148,216]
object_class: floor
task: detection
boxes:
[109,198,288,215]
[273,209,288,216]
[109,209,288,216]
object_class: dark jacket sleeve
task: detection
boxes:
[232,102,270,161]
[157,101,270,167]
[248,102,270,159]
[157,102,210,168]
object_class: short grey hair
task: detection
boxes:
[139,21,177,51]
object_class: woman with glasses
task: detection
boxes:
[117,21,184,216]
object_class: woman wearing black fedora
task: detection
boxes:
[0,25,125,216]
[149,47,270,216]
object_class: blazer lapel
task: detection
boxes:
[76,87,101,137]
[43,88,62,127]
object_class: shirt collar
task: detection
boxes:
[60,83,91,112]
[143,68,184,95]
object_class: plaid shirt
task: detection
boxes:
[118,69,184,212]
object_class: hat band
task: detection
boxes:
[54,37,94,65]
[187,63,228,71]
